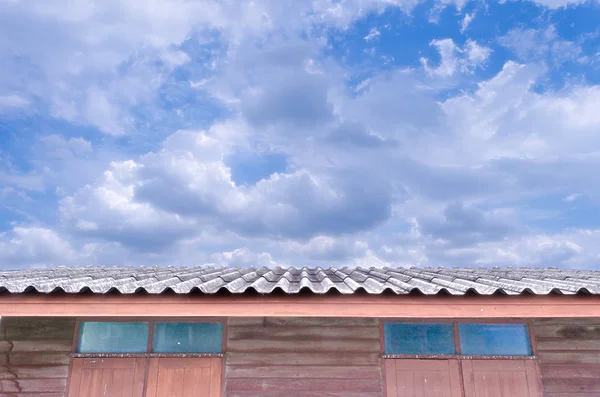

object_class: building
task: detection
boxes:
[0,265,599,396]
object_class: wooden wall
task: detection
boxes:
[534,318,600,396]
[0,317,75,397]
[225,317,383,397]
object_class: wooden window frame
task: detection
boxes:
[71,317,227,358]
[379,318,537,360]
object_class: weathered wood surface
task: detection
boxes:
[534,318,600,395]
[0,317,74,395]
[225,317,383,397]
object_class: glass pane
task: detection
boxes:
[78,322,149,353]
[458,323,532,355]
[152,322,223,353]
[384,322,456,355]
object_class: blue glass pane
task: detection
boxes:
[459,324,532,355]
[384,323,456,355]
[152,322,223,353]
[78,322,149,353]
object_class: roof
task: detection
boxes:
[1,266,600,296]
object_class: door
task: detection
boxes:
[462,360,542,397]
[67,358,147,397]
[145,358,222,397]
[385,359,463,397]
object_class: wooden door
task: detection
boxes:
[67,358,147,397]
[145,358,222,397]
[385,359,463,397]
[462,360,542,397]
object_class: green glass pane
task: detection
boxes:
[78,322,149,353]
[384,322,456,355]
[459,323,532,355]
[152,322,223,353]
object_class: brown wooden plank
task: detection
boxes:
[462,359,542,397]
[543,378,600,393]
[0,365,69,379]
[534,324,600,339]
[0,326,75,341]
[228,325,379,340]
[541,363,600,379]
[227,393,384,397]
[226,352,381,366]
[263,318,380,326]
[537,351,600,364]
[226,378,383,393]
[227,338,380,352]
[536,338,600,351]
[0,391,65,397]
[533,318,600,326]
[545,394,600,397]
[146,358,223,397]
[227,365,381,379]
[0,340,72,353]
[1,352,70,366]
[385,359,462,397]
[0,378,66,392]
[4,295,600,318]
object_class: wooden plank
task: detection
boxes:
[0,391,65,397]
[226,378,383,393]
[536,338,600,351]
[145,358,223,397]
[0,326,75,340]
[385,359,462,397]
[0,365,69,379]
[226,352,381,366]
[227,393,384,397]
[0,340,72,353]
[3,295,600,318]
[537,351,600,364]
[533,324,600,339]
[263,318,380,326]
[227,365,381,379]
[462,359,542,397]
[534,318,600,326]
[227,338,381,352]
[541,364,600,379]
[543,378,600,393]
[1,352,70,366]
[228,325,379,339]
[0,378,66,392]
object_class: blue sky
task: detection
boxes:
[1,0,600,268]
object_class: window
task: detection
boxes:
[383,322,533,356]
[458,323,532,356]
[78,322,149,353]
[152,322,223,353]
[77,321,223,354]
[384,322,456,355]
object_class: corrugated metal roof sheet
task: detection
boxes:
[1,266,600,295]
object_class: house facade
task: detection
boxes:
[0,266,599,396]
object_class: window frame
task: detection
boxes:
[380,318,537,360]
[71,317,227,358]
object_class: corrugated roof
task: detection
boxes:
[1,266,600,295]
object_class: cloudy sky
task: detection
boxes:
[1,0,600,269]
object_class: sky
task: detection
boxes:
[1,0,600,269]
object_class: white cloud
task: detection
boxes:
[364,28,381,41]
[499,26,582,64]
[421,38,491,77]
[460,12,475,34]
[0,227,77,267]
[0,94,29,109]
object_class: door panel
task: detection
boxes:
[462,360,542,397]
[385,359,462,397]
[67,358,147,397]
[145,358,222,397]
